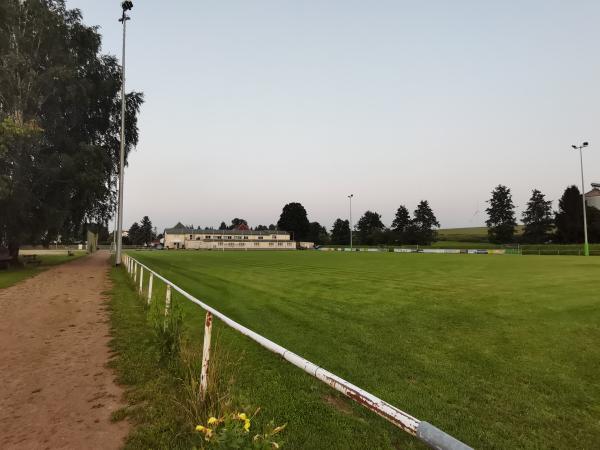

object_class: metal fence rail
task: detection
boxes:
[122,254,472,450]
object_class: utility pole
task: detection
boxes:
[348,194,354,251]
[571,142,590,256]
[115,1,133,265]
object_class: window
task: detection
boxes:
[278,242,283,246]
[206,236,211,239]
[196,236,201,240]
[217,236,222,240]
[269,242,274,247]
[272,235,277,239]
[227,236,232,240]
[243,236,248,240]
[258,236,263,240]
[190,234,193,239]
[254,242,260,246]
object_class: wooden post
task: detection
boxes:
[134,262,138,283]
[139,267,144,295]
[200,311,213,400]
[147,273,153,305]
[164,284,171,330]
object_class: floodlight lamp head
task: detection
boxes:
[583,142,589,147]
[121,1,133,12]
[572,145,578,149]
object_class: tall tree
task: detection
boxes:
[522,190,553,243]
[409,201,440,245]
[268,224,277,231]
[255,225,268,231]
[486,185,517,243]
[356,211,385,245]
[128,222,141,245]
[138,216,155,245]
[0,0,143,261]
[218,221,227,230]
[391,205,411,243]
[307,222,329,245]
[555,185,584,243]
[277,202,310,240]
[330,219,350,245]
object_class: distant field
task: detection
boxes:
[128,250,600,449]
[437,226,524,242]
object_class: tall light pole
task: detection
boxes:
[115,1,133,266]
[572,142,590,256]
[348,194,354,251]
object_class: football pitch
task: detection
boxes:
[128,250,600,449]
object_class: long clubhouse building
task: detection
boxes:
[163,223,296,250]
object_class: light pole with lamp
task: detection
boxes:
[115,1,133,266]
[571,142,590,256]
[348,194,354,251]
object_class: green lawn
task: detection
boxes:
[0,252,83,289]
[124,250,600,449]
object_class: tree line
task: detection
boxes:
[486,184,600,244]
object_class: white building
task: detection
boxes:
[586,184,600,210]
[163,223,297,250]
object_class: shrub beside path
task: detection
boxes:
[0,251,129,449]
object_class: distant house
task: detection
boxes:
[163,222,297,250]
[586,184,600,210]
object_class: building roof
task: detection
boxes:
[585,188,600,198]
[164,223,289,236]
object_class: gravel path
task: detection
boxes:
[0,251,129,449]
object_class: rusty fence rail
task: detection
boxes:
[122,254,472,450]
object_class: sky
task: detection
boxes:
[66,0,600,232]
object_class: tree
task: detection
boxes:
[219,221,227,230]
[409,201,440,245]
[356,211,385,245]
[228,218,248,230]
[522,190,553,243]
[0,1,144,261]
[277,202,310,240]
[128,222,141,245]
[391,205,411,243]
[330,219,350,245]
[268,224,277,231]
[138,216,155,245]
[307,222,329,245]
[486,185,517,243]
[255,225,268,231]
[555,185,584,243]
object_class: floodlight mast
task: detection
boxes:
[572,142,590,256]
[115,1,133,266]
[348,194,354,251]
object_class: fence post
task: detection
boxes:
[164,284,171,330]
[139,267,144,295]
[147,273,153,305]
[134,262,138,283]
[200,311,213,400]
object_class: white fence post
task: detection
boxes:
[139,267,144,295]
[200,311,213,400]
[164,284,171,330]
[134,262,138,283]
[147,273,153,305]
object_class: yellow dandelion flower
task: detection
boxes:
[196,425,207,432]
[236,412,247,421]
[207,417,219,425]
[244,419,251,432]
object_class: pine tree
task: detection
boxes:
[522,190,553,243]
[409,201,440,245]
[486,185,517,243]
[391,205,410,243]
[330,219,350,245]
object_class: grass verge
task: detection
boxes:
[0,252,84,289]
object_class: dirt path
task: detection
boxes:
[0,251,129,449]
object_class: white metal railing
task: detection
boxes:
[122,254,472,450]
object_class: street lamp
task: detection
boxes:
[115,1,133,266]
[348,194,354,251]
[571,142,590,256]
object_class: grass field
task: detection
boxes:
[0,252,83,289]
[123,250,600,449]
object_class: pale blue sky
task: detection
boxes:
[67,1,600,231]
